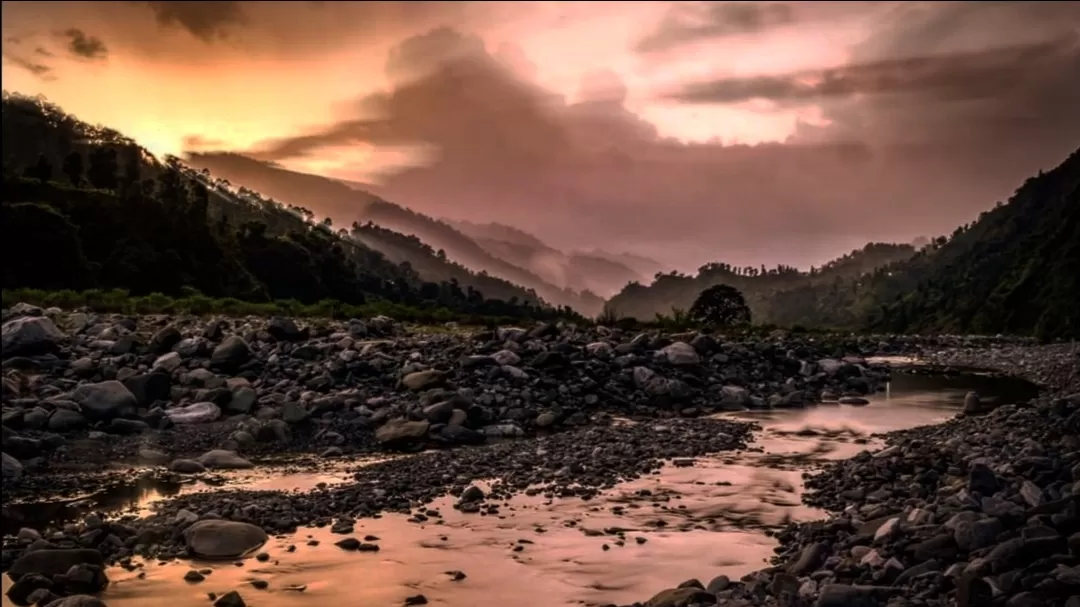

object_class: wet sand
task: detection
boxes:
[1,371,1037,607]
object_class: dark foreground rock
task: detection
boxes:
[624,343,1080,607]
[2,306,893,496]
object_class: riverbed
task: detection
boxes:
[1,368,1039,607]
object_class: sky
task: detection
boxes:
[3,1,1079,272]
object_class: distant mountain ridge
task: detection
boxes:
[187,152,607,314]
[0,91,563,322]
[451,220,648,297]
[607,242,919,324]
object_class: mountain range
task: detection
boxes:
[185,152,655,315]
[3,90,1077,339]
[0,91,570,322]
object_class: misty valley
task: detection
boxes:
[2,2,1080,607]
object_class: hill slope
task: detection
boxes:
[608,149,1080,339]
[452,220,646,297]
[872,149,1080,338]
[607,242,918,324]
[0,91,565,322]
[186,152,605,314]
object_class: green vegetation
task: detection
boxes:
[607,242,917,327]
[870,150,1080,340]
[0,288,532,325]
[1,91,582,325]
[687,284,752,328]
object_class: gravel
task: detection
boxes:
[9,303,1077,607]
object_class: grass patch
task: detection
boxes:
[2,288,526,327]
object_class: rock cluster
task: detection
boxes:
[1,305,903,606]
[2,307,890,490]
[627,347,1080,607]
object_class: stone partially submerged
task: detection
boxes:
[183,520,268,559]
[196,449,253,469]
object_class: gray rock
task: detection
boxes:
[169,459,206,474]
[210,336,251,369]
[166,401,221,424]
[197,450,253,469]
[2,316,66,357]
[2,452,23,482]
[401,370,445,391]
[71,380,137,421]
[814,585,882,607]
[8,548,103,579]
[183,520,268,559]
[47,408,87,431]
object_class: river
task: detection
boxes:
[1,367,1039,607]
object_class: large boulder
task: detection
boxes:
[401,370,445,391]
[376,419,430,446]
[2,316,66,357]
[196,449,253,469]
[122,372,172,407]
[661,341,701,366]
[2,452,23,482]
[210,336,251,369]
[48,408,88,432]
[267,317,303,341]
[8,549,103,579]
[148,325,182,354]
[71,381,137,421]
[183,520,268,559]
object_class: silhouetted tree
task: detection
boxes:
[688,284,752,328]
[26,154,52,183]
[62,151,84,186]
[120,147,141,194]
[87,147,119,190]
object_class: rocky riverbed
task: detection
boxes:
[2,305,1077,607]
[1,305,895,491]
[632,343,1079,607]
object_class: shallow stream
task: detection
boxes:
[1,368,1039,607]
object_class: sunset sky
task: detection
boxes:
[3,1,1079,270]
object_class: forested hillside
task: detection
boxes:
[0,92,573,323]
[186,152,606,315]
[608,149,1080,339]
[872,149,1080,339]
[607,242,917,324]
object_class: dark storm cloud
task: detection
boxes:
[635,1,796,53]
[62,28,108,60]
[237,6,1080,270]
[798,2,1080,155]
[139,1,247,42]
[2,51,54,80]
[666,38,1073,105]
